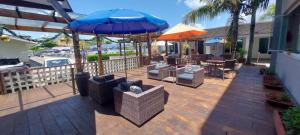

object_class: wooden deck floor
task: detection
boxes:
[0,66,275,135]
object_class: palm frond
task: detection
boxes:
[183,4,223,24]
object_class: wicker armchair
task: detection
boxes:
[89,74,126,105]
[113,83,165,126]
[176,65,205,88]
[147,64,169,80]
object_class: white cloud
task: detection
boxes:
[182,0,206,9]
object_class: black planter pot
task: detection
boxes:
[75,72,90,96]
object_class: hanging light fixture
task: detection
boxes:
[0,35,10,42]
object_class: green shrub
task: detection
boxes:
[264,68,275,75]
[282,107,300,135]
[87,52,136,62]
[238,48,247,58]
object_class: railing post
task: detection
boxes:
[95,62,98,76]
[0,73,5,94]
[71,68,76,95]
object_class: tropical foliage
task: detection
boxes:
[183,0,244,58]
[282,107,300,135]
[259,3,275,20]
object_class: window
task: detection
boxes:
[259,37,271,54]
[237,39,244,51]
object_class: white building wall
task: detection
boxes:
[0,39,34,62]
[240,34,271,59]
[276,53,300,105]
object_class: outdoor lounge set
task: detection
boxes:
[147,54,236,87]
[88,74,165,126]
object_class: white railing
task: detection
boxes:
[0,56,139,94]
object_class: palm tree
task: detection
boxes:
[183,0,244,58]
[243,0,269,65]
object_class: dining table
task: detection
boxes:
[206,59,225,76]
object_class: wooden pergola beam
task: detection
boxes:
[0,8,67,23]
[47,0,72,22]
[6,24,68,32]
[0,0,73,12]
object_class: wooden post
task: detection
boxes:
[134,40,138,56]
[179,40,182,58]
[71,68,76,95]
[0,73,5,94]
[165,40,168,56]
[147,33,151,64]
[139,41,143,67]
[95,63,98,76]
[122,34,128,79]
[96,34,104,75]
[71,31,82,72]
[119,42,122,56]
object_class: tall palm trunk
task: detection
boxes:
[246,8,257,65]
[231,9,240,59]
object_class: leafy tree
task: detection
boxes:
[259,3,275,21]
[183,0,244,58]
[243,0,269,64]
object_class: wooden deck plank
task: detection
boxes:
[58,100,95,135]
[13,111,30,135]
[47,102,79,135]
[27,108,46,135]
[0,66,275,135]
[39,106,63,135]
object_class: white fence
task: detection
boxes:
[0,56,139,94]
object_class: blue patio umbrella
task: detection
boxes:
[204,37,223,45]
[204,37,226,55]
[69,9,168,34]
[69,9,169,78]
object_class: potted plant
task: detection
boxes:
[273,107,300,135]
[75,71,90,96]
[263,68,283,90]
[265,92,294,108]
[286,48,293,55]
[260,67,266,75]
[74,44,90,96]
[237,48,247,63]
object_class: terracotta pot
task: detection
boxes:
[265,92,294,109]
[273,110,287,135]
[238,58,246,63]
[263,75,283,90]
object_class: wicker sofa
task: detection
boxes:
[176,65,205,88]
[89,74,126,105]
[113,81,165,126]
[147,63,169,80]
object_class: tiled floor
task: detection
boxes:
[0,66,275,135]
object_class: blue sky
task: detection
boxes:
[13,0,274,39]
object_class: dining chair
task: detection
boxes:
[218,59,236,80]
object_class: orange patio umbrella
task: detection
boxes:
[158,23,207,57]
[158,23,207,41]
